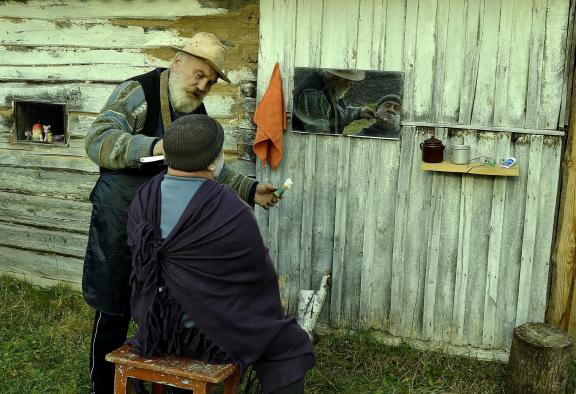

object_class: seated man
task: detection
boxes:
[356,94,402,138]
[127,114,315,394]
[292,69,374,134]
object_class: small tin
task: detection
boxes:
[451,145,471,165]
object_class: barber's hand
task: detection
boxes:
[153,139,164,156]
[359,107,376,119]
[254,183,279,210]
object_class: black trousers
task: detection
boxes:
[89,310,131,394]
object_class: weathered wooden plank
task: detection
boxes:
[530,136,561,322]
[506,0,533,127]
[457,0,482,124]
[431,0,449,122]
[401,121,565,136]
[359,138,400,329]
[492,0,514,127]
[495,135,530,349]
[524,0,546,129]
[422,128,448,340]
[341,138,372,328]
[0,146,98,172]
[256,0,298,312]
[382,0,406,72]
[0,82,116,113]
[330,136,351,326]
[0,245,82,288]
[0,64,151,83]
[276,129,305,314]
[471,0,501,125]
[559,0,576,128]
[462,133,495,348]
[359,141,380,328]
[310,135,340,325]
[0,82,239,118]
[452,134,476,345]
[389,124,415,336]
[300,134,317,291]
[516,135,544,326]
[538,0,571,129]
[320,0,360,69]
[401,0,419,122]
[0,0,226,19]
[482,132,512,347]
[436,0,466,123]
[253,0,276,251]
[396,127,433,338]
[0,58,254,85]
[0,191,91,233]
[356,0,380,70]
[293,0,324,68]
[0,18,182,48]
[0,165,97,201]
[0,46,164,67]
[0,222,87,258]
[412,0,437,119]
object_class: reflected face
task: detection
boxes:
[169,53,218,113]
[375,100,401,128]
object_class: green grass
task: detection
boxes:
[0,274,573,393]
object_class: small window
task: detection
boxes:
[13,99,68,145]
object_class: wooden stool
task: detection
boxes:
[105,344,240,394]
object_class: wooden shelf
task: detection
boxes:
[421,160,519,176]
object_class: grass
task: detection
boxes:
[0,274,573,393]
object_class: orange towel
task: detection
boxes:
[253,63,286,170]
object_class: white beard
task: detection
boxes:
[333,84,350,99]
[169,73,203,113]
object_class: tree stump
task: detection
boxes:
[506,322,574,394]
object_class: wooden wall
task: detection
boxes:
[256,0,572,354]
[0,0,260,288]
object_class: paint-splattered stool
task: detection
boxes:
[105,344,241,394]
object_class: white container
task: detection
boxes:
[451,144,471,164]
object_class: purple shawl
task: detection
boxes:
[127,173,314,392]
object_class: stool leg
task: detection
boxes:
[194,383,207,394]
[151,382,167,394]
[114,365,128,394]
[223,369,241,394]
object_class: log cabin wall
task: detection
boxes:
[0,0,259,287]
[255,0,574,356]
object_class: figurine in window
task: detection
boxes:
[43,124,52,142]
[32,122,43,141]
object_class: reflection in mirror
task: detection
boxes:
[292,68,404,139]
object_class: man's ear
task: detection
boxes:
[170,53,182,71]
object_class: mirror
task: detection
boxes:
[292,68,404,139]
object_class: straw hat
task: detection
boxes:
[172,32,231,83]
[325,69,365,81]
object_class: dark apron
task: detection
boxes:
[82,166,164,315]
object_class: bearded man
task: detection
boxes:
[356,94,402,138]
[83,32,279,394]
[292,69,375,134]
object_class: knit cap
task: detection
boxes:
[376,94,402,108]
[163,114,224,172]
